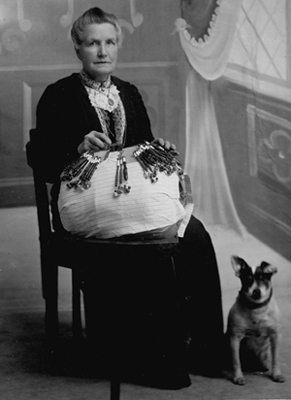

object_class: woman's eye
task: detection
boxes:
[87,40,98,47]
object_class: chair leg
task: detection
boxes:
[72,269,83,343]
[41,256,58,348]
[44,296,58,348]
[110,344,121,400]
[110,377,121,400]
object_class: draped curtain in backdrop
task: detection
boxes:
[175,0,245,235]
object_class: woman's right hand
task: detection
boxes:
[77,130,112,154]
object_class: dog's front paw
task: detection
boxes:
[233,376,246,385]
[272,373,285,383]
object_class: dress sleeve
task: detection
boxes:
[122,81,155,146]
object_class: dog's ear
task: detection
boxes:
[231,255,249,277]
[260,261,278,275]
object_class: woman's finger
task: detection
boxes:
[92,131,112,146]
[86,131,111,150]
[152,138,179,154]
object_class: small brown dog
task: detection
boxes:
[226,255,285,385]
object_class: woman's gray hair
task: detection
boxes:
[71,7,122,47]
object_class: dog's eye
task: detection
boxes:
[244,276,254,286]
[255,272,271,282]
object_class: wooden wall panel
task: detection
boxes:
[212,78,291,260]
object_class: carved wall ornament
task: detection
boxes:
[1,28,26,53]
[0,0,144,53]
[119,0,144,41]
[17,0,32,32]
[247,104,291,188]
[259,130,291,184]
[0,0,31,54]
[60,0,74,28]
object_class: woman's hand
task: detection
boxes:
[152,138,179,155]
[77,131,112,154]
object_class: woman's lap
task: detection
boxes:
[176,214,224,374]
[53,199,225,377]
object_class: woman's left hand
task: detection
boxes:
[152,138,179,155]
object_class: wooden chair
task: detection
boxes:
[26,132,180,400]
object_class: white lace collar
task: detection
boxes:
[79,71,120,113]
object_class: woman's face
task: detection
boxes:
[76,22,119,82]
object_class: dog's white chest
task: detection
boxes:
[245,316,273,338]
[228,300,279,338]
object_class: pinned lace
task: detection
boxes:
[133,141,184,183]
[60,151,102,191]
[113,151,131,197]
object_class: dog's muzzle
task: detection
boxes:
[252,288,261,300]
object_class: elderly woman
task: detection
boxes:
[34,7,224,389]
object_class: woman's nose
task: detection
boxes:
[98,44,107,57]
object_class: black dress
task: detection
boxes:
[34,72,224,388]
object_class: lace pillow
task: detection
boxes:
[58,146,187,239]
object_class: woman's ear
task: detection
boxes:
[75,45,82,60]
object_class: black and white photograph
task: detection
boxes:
[0,1,290,399]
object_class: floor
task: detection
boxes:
[0,206,291,400]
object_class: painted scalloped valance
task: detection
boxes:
[175,0,241,80]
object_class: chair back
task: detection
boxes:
[26,129,53,248]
